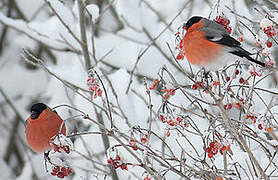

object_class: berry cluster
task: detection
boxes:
[205,141,221,158]
[50,134,72,154]
[87,77,102,98]
[161,88,176,99]
[260,18,276,50]
[191,81,204,90]
[205,141,231,158]
[249,65,262,77]
[51,165,72,179]
[214,15,232,34]
[256,122,273,133]
[263,26,276,38]
[149,79,176,99]
[265,59,275,67]
[192,81,214,95]
[223,103,232,110]
[52,144,70,154]
[129,134,138,151]
[107,149,128,170]
[174,31,185,60]
[128,131,149,151]
[159,114,188,127]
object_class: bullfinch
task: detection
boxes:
[25,103,66,153]
[182,16,265,70]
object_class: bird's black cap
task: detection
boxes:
[30,103,47,119]
[184,16,202,30]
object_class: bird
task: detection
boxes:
[182,16,265,71]
[25,103,66,153]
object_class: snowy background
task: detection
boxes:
[0,0,278,179]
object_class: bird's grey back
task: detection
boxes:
[201,18,229,35]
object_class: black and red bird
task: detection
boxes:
[25,103,66,153]
[182,16,265,70]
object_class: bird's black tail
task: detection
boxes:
[230,48,265,67]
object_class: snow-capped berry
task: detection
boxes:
[260,18,273,30]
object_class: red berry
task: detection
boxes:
[226,76,230,81]
[228,103,232,109]
[129,139,136,146]
[235,69,240,75]
[266,41,272,48]
[63,145,70,154]
[208,152,213,158]
[53,166,60,173]
[57,172,65,178]
[176,53,184,60]
[144,176,151,180]
[120,164,128,170]
[61,167,68,176]
[223,18,230,25]
[176,116,182,122]
[239,77,244,84]
[226,26,232,34]
[266,127,273,133]
[141,137,147,144]
[258,124,263,130]
[237,37,243,42]
[67,167,73,175]
[220,146,227,155]
[192,84,198,90]
[116,155,121,161]
[53,144,61,152]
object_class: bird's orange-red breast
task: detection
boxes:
[182,16,265,70]
[25,103,66,153]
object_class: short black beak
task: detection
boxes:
[31,111,38,119]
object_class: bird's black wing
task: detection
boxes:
[206,33,241,48]
[202,28,265,67]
